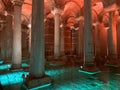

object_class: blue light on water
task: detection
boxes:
[0,71,29,86]
[30,83,51,90]
[22,63,29,67]
[0,63,29,70]
[78,69,101,75]
[56,86,72,90]
[45,69,66,77]
[0,60,3,64]
[56,83,75,90]
[0,64,11,70]
[23,83,51,90]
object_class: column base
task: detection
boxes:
[79,63,101,75]
[11,64,22,70]
[24,75,52,89]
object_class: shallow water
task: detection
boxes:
[0,64,120,90]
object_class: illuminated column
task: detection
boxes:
[29,28,31,54]
[60,24,65,56]
[12,0,23,69]
[54,9,60,59]
[107,12,118,65]
[28,23,31,54]
[98,23,107,61]
[77,17,84,58]
[81,0,98,71]
[25,0,51,89]
[117,17,120,60]
[93,24,100,58]
[27,26,31,54]
[4,15,13,62]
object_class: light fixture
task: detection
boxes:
[28,23,31,29]
[4,11,8,16]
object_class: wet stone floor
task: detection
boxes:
[0,63,120,90]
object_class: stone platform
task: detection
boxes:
[24,75,51,89]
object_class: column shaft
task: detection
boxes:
[25,0,51,89]
[28,29,31,54]
[12,1,23,68]
[78,17,84,58]
[54,9,60,59]
[5,15,12,62]
[98,23,107,59]
[1,21,6,59]
[84,0,94,65]
[29,0,44,77]
[60,25,65,56]
[107,12,117,62]
[93,24,100,57]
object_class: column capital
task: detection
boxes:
[11,0,24,6]
[51,8,62,16]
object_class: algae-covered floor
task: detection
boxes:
[0,62,120,90]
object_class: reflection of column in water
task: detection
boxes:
[95,72,110,83]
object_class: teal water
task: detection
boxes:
[0,64,120,90]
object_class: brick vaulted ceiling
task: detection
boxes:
[0,0,120,25]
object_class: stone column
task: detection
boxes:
[71,28,77,55]
[60,24,65,56]
[84,0,94,65]
[98,23,107,63]
[25,0,51,89]
[93,24,100,59]
[93,25,97,56]
[12,0,23,69]
[0,20,6,60]
[107,12,118,65]
[81,0,98,71]
[77,17,84,58]
[28,28,31,54]
[54,9,60,59]
[4,15,13,63]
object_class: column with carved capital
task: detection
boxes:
[54,8,60,59]
[12,0,23,69]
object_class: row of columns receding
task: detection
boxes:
[54,0,120,69]
[0,0,120,89]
